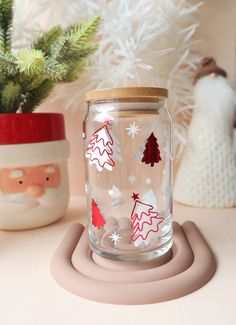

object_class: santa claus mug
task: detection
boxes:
[83,87,173,262]
[0,113,70,230]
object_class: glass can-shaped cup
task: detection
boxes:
[83,87,173,262]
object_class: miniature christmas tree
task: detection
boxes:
[142,132,162,167]
[130,193,164,247]
[91,199,106,229]
[0,0,100,113]
[86,124,121,172]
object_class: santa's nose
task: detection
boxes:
[26,184,45,198]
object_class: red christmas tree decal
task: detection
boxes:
[141,132,161,167]
[91,199,106,229]
[86,124,121,172]
[130,193,164,247]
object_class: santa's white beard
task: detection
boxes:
[0,187,65,209]
[0,186,69,229]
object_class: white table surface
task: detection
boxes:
[1,197,235,325]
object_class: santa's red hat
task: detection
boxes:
[0,113,69,167]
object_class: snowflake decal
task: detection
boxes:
[109,231,122,245]
[146,178,152,184]
[128,174,137,184]
[126,122,140,138]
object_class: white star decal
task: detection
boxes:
[109,231,122,245]
[126,122,141,138]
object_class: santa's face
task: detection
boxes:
[0,163,69,229]
[0,164,60,196]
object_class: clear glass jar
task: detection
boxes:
[83,87,173,262]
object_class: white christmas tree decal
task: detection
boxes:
[86,124,121,172]
[130,192,164,247]
[142,189,158,210]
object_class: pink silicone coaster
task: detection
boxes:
[51,221,216,305]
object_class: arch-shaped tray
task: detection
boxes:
[51,221,216,305]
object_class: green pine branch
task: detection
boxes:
[0,51,17,75]
[0,0,13,52]
[20,80,55,113]
[51,15,100,63]
[0,0,100,113]
[42,58,67,81]
[65,15,101,44]
[34,26,63,56]
[66,60,87,82]
[16,49,45,75]
[16,50,67,81]
[1,81,21,112]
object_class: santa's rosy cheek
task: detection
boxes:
[43,172,60,188]
[0,175,28,194]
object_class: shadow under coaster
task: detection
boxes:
[51,222,216,305]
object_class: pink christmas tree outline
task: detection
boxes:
[130,194,164,247]
[86,124,115,171]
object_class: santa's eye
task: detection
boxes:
[19,180,23,184]
[46,177,50,181]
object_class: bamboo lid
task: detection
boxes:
[85,87,168,103]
